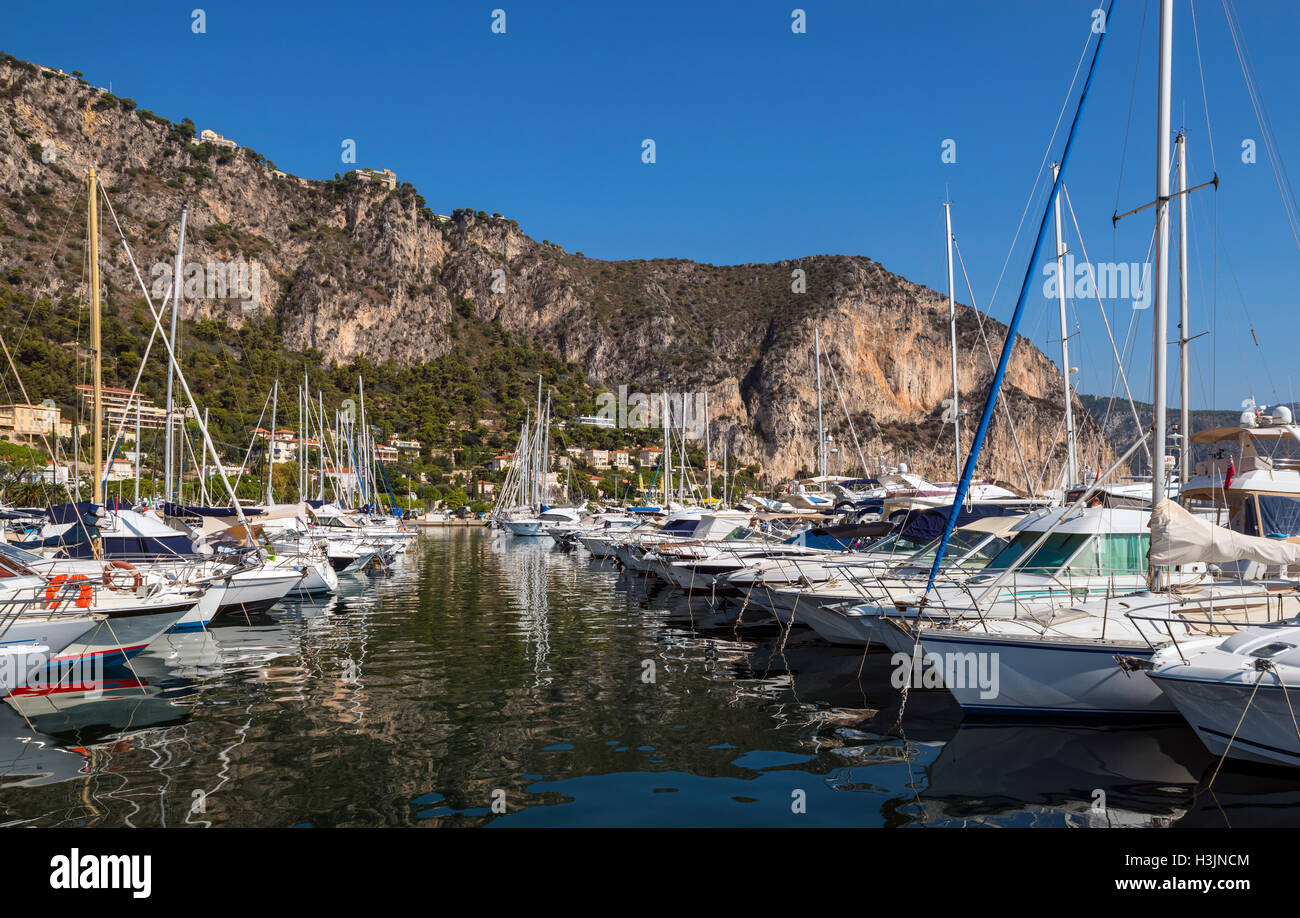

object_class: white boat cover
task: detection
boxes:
[1149,498,1300,566]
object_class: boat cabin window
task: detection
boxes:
[660,519,698,536]
[983,532,1090,575]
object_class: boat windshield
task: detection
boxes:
[895,531,1008,574]
[982,531,1091,575]
[0,542,38,576]
[1245,495,1300,539]
[863,533,930,556]
[1061,533,1150,577]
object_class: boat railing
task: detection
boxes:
[1125,589,1300,656]
[855,566,1155,625]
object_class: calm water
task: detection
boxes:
[0,529,1293,828]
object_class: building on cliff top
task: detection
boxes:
[351,167,397,190]
[196,129,238,150]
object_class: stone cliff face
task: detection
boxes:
[0,56,1109,485]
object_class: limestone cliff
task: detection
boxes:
[0,55,1109,486]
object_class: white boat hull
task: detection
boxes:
[913,626,1175,717]
[1151,673,1300,767]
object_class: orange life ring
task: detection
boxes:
[46,573,92,609]
[103,560,142,591]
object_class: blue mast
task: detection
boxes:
[925,1,1114,593]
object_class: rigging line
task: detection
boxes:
[1183,145,1229,416]
[951,238,1034,494]
[987,27,1096,313]
[1113,0,1153,216]
[231,386,274,498]
[1062,184,1152,465]
[822,349,868,477]
[1186,162,1216,414]
[14,189,80,351]
[1030,409,1069,497]
[98,188,249,526]
[1231,0,1300,249]
[1205,211,1272,400]
[1188,0,1218,173]
[98,280,172,497]
[1222,0,1300,255]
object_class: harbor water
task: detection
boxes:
[0,529,1287,828]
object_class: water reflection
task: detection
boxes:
[0,529,1295,826]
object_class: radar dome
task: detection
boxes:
[1274,405,1294,424]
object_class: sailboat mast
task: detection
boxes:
[542,391,551,506]
[943,199,961,483]
[1050,163,1079,485]
[1150,0,1174,577]
[164,203,187,506]
[704,392,712,504]
[358,376,367,507]
[662,392,670,508]
[267,380,278,504]
[319,390,325,500]
[815,328,825,480]
[201,407,210,503]
[1176,130,1192,487]
[89,168,103,504]
[133,396,141,505]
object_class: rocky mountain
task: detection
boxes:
[0,54,1110,486]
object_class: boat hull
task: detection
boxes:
[1150,673,1300,767]
[51,602,193,669]
[913,626,1176,717]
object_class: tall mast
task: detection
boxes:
[358,376,367,507]
[319,390,326,500]
[1051,163,1079,486]
[704,392,712,503]
[267,379,278,504]
[815,328,825,480]
[662,392,670,508]
[681,400,691,499]
[300,377,307,498]
[1176,130,1191,487]
[943,199,962,483]
[542,391,552,505]
[164,203,188,506]
[89,168,104,504]
[200,407,210,504]
[1151,0,1174,580]
[133,396,141,505]
[534,375,543,510]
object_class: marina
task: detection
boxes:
[0,0,1298,883]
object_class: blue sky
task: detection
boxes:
[6,0,1299,410]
